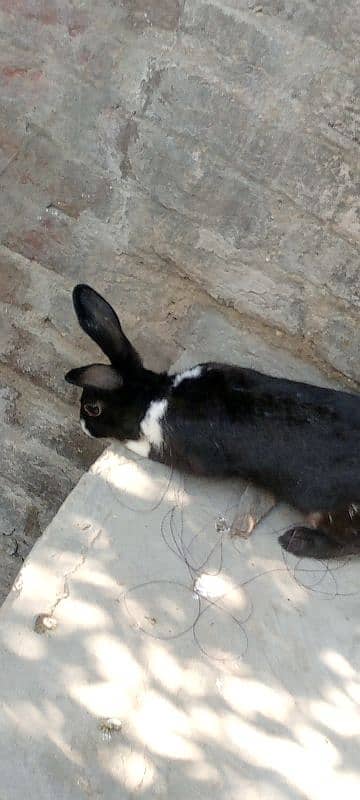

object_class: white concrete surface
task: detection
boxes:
[0,442,359,800]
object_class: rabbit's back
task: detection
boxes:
[161,363,360,511]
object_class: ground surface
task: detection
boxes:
[0,441,359,799]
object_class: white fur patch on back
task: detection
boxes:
[80,418,94,438]
[124,438,151,458]
[172,365,202,388]
[140,398,168,450]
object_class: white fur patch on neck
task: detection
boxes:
[80,418,94,438]
[124,438,151,458]
[140,398,168,451]
[172,365,202,388]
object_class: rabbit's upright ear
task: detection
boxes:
[65,364,123,390]
[72,284,142,372]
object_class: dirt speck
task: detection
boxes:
[98,717,122,741]
[34,613,58,634]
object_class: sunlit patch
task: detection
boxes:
[146,645,184,692]
[125,438,150,458]
[189,705,221,739]
[295,724,339,766]
[56,599,109,629]
[88,636,144,686]
[71,682,125,719]
[193,573,230,600]
[11,562,58,606]
[91,446,189,506]
[123,752,154,791]
[219,677,292,722]
[322,650,355,679]
[231,706,356,798]
[134,691,201,760]
[146,642,212,696]
[187,760,220,783]
[93,450,160,498]
[347,681,360,704]
[75,567,119,591]
[311,689,360,736]
[193,574,248,616]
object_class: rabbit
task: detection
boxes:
[65,284,360,561]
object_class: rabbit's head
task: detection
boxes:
[65,285,158,441]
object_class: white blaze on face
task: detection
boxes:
[80,418,95,438]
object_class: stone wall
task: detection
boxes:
[1,0,359,380]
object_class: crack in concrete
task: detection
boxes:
[49,526,103,617]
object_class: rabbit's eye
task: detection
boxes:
[84,402,102,417]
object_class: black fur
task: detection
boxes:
[72,284,142,373]
[65,284,360,560]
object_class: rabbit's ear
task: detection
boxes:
[65,364,123,391]
[72,284,142,371]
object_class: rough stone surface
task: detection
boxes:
[170,306,345,388]
[0,0,359,381]
[0,444,359,799]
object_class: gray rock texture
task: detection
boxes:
[1,0,359,379]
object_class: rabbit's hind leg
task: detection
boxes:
[278,526,348,559]
[279,505,360,558]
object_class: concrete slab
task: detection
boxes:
[0,443,359,800]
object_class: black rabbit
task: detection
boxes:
[65,284,360,560]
